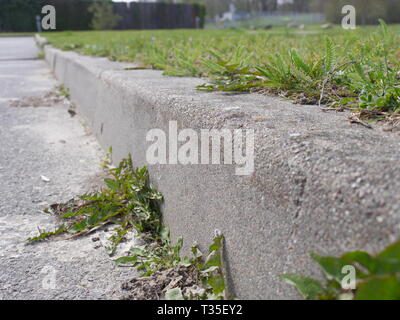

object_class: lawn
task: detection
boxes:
[0,32,34,37]
[42,23,400,120]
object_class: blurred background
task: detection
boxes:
[1,0,400,32]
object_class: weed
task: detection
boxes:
[27,156,163,247]
[118,233,227,300]
[282,240,400,300]
[57,85,70,99]
[28,156,228,300]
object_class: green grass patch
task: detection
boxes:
[0,32,34,37]
[282,240,400,300]
[43,23,400,120]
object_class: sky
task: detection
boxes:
[111,0,295,5]
[112,0,295,3]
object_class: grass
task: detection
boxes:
[282,240,400,300]
[0,32,34,37]
[42,23,400,121]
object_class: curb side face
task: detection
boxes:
[45,46,400,299]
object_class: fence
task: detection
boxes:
[0,0,91,32]
[212,12,326,29]
[0,0,205,32]
[114,2,205,30]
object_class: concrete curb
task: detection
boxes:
[34,34,48,49]
[38,35,400,299]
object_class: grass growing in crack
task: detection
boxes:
[28,156,163,250]
[118,233,228,300]
[57,84,70,99]
[27,155,228,300]
[43,22,400,122]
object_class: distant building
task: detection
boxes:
[278,0,294,4]
[216,3,250,24]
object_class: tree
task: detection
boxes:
[292,0,311,12]
[88,0,121,30]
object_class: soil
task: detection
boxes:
[9,89,66,108]
[121,265,200,300]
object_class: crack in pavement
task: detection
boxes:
[0,37,137,300]
[0,58,41,62]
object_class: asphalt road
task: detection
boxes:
[0,37,136,299]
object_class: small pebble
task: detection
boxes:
[41,175,50,182]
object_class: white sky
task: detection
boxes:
[112,0,156,2]
[112,0,295,4]
[113,0,294,3]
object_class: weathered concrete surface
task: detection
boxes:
[0,37,136,299]
[42,40,400,300]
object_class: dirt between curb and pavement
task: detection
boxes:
[36,34,400,300]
